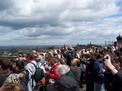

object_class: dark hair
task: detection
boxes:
[15,60,25,70]
[26,52,35,60]
[51,57,59,63]
[95,53,103,59]
[0,58,10,70]
[45,53,52,61]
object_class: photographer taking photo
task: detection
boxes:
[104,54,122,91]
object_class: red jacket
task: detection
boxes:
[49,63,60,79]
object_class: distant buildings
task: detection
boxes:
[116,34,122,46]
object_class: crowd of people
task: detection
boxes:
[0,45,122,91]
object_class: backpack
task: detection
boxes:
[30,62,44,82]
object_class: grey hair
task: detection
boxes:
[56,64,70,75]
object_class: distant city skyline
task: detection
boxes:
[0,0,122,45]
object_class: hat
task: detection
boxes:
[47,75,78,91]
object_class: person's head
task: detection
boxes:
[0,82,24,91]
[13,60,25,72]
[45,53,52,62]
[49,57,59,67]
[0,58,10,71]
[26,52,35,61]
[71,58,79,66]
[95,52,103,59]
[112,58,121,70]
[56,64,70,75]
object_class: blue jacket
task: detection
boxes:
[93,58,104,84]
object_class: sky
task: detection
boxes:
[0,0,122,46]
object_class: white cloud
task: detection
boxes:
[0,0,121,45]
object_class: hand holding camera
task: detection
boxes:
[103,54,118,75]
[103,54,112,68]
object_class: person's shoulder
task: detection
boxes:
[95,58,102,63]
[25,61,36,70]
[70,66,80,71]
[26,61,36,66]
[5,73,20,84]
[0,75,6,87]
[55,75,78,89]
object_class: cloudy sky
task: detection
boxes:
[0,0,122,46]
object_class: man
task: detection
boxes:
[70,58,81,87]
[93,53,105,91]
[49,57,60,81]
[25,52,39,91]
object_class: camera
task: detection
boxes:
[103,56,108,62]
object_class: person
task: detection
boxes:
[25,52,42,91]
[57,64,80,91]
[0,58,26,88]
[0,58,11,77]
[39,53,46,72]
[104,54,122,91]
[93,53,105,91]
[63,50,72,66]
[11,60,29,91]
[70,58,81,87]
[84,54,95,91]
[56,64,75,78]
[47,64,80,91]
[0,82,24,91]
[0,58,11,87]
[48,57,60,83]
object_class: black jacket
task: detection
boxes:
[112,69,122,91]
